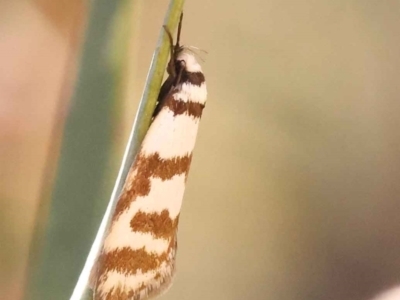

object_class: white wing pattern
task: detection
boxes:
[93,45,207,300]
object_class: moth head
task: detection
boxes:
[176,50,202,73]
[163,14,204,77]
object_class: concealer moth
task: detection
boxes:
[92,14,207,300]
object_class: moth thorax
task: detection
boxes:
[176,52,202,73]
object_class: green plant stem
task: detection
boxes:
[70,0,185,299]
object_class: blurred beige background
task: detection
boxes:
[1,0,400,300]
[0,1,86,299]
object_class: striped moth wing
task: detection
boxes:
[92,30,207,300]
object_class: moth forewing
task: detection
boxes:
[92,19,207,300]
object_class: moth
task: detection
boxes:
[92,14,207,300]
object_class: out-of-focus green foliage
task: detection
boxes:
[25,1,125,299]
[25,0,185,299]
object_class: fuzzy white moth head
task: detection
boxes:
[176,51,202,73]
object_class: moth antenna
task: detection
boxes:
[175,13,184,50]
[163,13,184,77]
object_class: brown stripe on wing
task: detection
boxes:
[153,70,205,119]
[181,71,205,86]
[97,234,177,277]
[130,210,179,239]
[96,268,174,300]
[114,153,192,219]
[95,278,170,300]
[98,247,168,276]
[166,96,205,118]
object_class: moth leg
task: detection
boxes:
[163,12,184,78]
[174,60,185,86]
[163,26,177,78]
[153,75,174,119]
[174,13,183,53]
